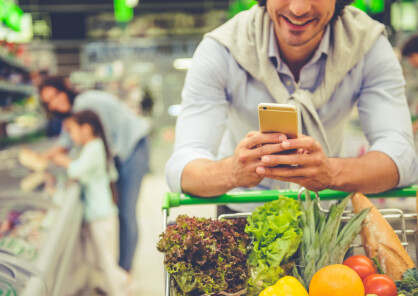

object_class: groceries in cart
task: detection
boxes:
[157,215,251,296]
[158,190,418,296]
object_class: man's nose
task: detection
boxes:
[289,0,311,17]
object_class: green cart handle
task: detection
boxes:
[162,185,418,211]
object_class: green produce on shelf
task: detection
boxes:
[0,81,35,96]
[0,278,17,296]
[0,52,29,73]
[0,237,37,262]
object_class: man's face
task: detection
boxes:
[408,53,418,68]
[266,0,336,48]
[40,86,71,114]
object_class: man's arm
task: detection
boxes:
[181,132,288,197]
[181,158,236,197]
[329,151,398,193]
[166,38,232,195]
[256,135,399,193]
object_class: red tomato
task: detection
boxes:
[343,255,376,280]
[363,274,397,296]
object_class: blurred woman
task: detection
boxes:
[53,110,127,295]
[39,76,150,273]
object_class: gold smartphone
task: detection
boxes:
[258,103,299,138]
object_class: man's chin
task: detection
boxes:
[282,33,313,47]
[283,41,309,47]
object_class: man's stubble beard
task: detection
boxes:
[280,22,327,47]
[275,9,331,48]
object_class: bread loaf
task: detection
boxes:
[351,193,415,281]
[19,147,48,172]
[20,172,46,192]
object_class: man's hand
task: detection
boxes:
[230,131,290,188]
[255,134,336,192]
[182,132,399,196]
[181,131,289,197]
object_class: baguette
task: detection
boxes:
[19,147,48,172]
[351,193,415,281]
[20,172,46,192]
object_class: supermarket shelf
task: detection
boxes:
[0,113,15,123]
[0,81,35,96]
[0,180,83,296]
[22,182,83,296]
[0,122,47,148]
[0,111,37,123]
[0,53,31,74]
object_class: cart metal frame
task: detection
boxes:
[162,186,418,296]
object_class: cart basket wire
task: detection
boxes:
[161,185,418,296]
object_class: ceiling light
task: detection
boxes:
[173,58,192,70]
[168,104,182,117]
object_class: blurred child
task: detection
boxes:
[52,110,127,295]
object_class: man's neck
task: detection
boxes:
[277,33,324,83]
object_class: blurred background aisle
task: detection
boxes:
[0,0,417,295]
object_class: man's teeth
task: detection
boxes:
[288,19,308,25]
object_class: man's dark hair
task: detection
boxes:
[402,35,418,57]
[255,0,354,22]
[38,75,78,107]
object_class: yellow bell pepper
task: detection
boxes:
[259,276,309,296]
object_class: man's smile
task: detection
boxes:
[282,15,316,31]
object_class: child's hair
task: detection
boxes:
[70,110,112,168]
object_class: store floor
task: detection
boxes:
[132,173,216,296]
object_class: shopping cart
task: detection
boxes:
[162,186,418,296]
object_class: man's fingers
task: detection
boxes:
[260,154,313,166]
[244,132,288,149]
[256,165,314,178]
[280,137,320,152]
[253,143,287,158]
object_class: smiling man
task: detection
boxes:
[165,0,418,214]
